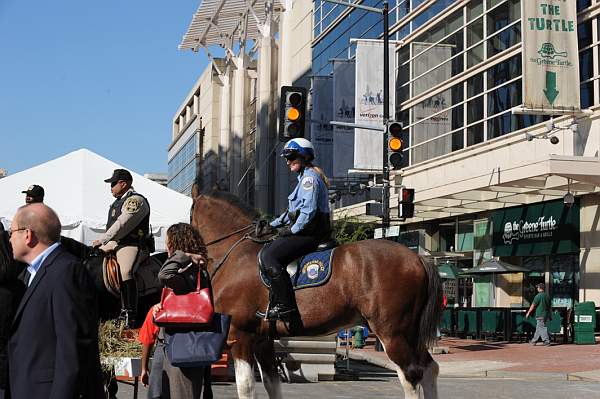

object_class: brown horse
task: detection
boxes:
[191,191,443,399]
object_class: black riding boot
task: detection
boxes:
[119,279,138,329]
[265,274,297,321]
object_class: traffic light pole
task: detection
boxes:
[382,1,390,229]
[324,0,390,228]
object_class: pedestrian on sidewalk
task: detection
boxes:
[526,283,552,346]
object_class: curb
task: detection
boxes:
[339,349,600,381]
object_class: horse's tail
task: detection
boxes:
[417,256,443,353]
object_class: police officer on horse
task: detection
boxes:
[258,138,331,321]
[92,169,152,328]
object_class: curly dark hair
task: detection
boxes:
[166,223,207,258]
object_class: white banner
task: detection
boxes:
[332,60,355,178]
[354,40,396,170]
[522,0,580,111]
[411,42,453,164]
[310,76,333,177]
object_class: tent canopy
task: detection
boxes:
[0,149,192,251]
[460,259,529,275]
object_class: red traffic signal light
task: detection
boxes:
[279,86,307,142]
[398,187,414,219]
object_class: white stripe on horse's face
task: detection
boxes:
[234,358,256,399]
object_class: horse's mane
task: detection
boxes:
[202,190,260,220]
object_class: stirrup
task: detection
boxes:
[256,303,296,321]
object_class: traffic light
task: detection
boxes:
[366,186,384,217]
[387,121,405,169]
[279,86,307,142]
[398,187,415,219]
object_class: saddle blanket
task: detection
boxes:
[260,248,335,290]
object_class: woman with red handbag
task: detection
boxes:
[140,223,212,399]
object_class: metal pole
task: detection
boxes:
[382,1,390,229]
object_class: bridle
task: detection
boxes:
[205,222,273,279]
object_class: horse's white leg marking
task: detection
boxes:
[254,355,283,399]
[234,358,256,399]
[380,339,421,399]
[421,360,439,399]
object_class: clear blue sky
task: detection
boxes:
[0,0,211,176]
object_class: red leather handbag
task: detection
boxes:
[153,270,214,328]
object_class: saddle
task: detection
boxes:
[258,239,337,290]
[101,250,160,297]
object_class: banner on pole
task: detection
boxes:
[354,40,396,170]
[332,60,355,179]
[522,0,580,111]
[310,76,333,177]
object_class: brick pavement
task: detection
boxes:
[342,336,600,380]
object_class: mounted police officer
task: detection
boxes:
[258,138,331,321]
[92,169,153,329]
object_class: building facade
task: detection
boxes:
[171,0,313,216]
[317,0,600,307]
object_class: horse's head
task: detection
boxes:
[190,191,259,243]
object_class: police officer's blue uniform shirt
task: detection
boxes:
[271,168,330,234]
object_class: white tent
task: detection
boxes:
[0,149,192,251]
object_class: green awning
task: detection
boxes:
[438,263,462,279]
[459,259,529,275]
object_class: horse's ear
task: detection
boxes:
[191,183,201,199]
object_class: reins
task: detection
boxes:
[206,222,274,279]
[205,224,254,247]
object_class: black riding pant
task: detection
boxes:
[261,235,319,278]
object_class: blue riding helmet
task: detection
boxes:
[281,138,315,162]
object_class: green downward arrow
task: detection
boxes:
[544,71,559,105]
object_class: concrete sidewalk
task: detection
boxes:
[337,337,600,382]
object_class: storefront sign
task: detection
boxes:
[354,40,396,170]
[492,199,579,256]
[522,0,580,111]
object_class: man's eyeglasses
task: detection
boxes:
[110,181,119,188]
[8,227,29,238]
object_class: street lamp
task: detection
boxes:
[324,0,391,228]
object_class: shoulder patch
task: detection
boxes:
[301,176,315,191]
[124,197,141,213]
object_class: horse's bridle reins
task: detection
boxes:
[205,222,272,279]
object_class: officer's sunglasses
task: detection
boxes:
[111,180,122,188]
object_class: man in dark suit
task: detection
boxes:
[8,203,103,398]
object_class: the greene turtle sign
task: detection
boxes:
[522,0,580,111]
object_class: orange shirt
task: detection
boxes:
[138,307,159,346]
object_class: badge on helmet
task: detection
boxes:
[281,138,315,162]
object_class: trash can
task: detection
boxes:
[574,301,596,345]
[352,326,365,348]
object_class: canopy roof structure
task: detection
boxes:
[0,149,192,251]
[460,259,529,275]
[179,0,284,51]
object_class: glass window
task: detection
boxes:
[487,55,521,88]
[467,0,483,22]
[550,254,579,308]
[486,0,520,36]
[522,256,545,307]
[580,49,593,81]
[467,96,484,124]
[487,80,521,116]
[467,73,483,98]
[581,81,594,109]
[467,122,484,146]
[576,0,591,12]
[578,20,593,48]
